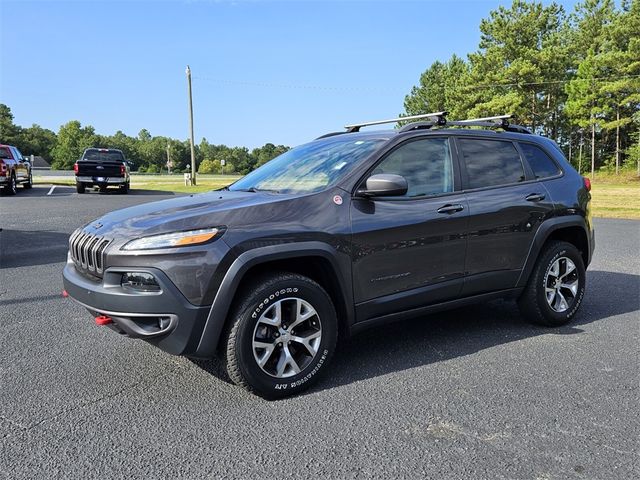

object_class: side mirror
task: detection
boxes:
[358,173,408,197]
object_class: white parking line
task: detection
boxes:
[46,186,56,196]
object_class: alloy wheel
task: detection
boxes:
[544,256,579,313]
[252,297,322,378]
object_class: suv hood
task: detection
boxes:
[83,190,297,238]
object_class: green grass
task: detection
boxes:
[34,174,241,193]
[589,182,640,219]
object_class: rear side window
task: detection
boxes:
[373,137,454,197]
[458,139,525,189]
[519,143,561,179]
[0,147,12,159]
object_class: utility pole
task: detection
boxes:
[578,129,584,175]
[166,142,171,174]
[186,65,196,186]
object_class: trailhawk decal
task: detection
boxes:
[251,288,299,319]
[275,349,329,390]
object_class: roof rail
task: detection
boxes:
[344,111,447,133]
[315,131,349,140]
[398,121,438,133]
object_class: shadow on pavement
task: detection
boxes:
[192,270,639,396]
[0,229,69,269]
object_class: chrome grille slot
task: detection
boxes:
[69,229,111,276]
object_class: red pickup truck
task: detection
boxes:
[0,144,33,195]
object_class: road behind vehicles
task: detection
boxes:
[63,113,595,399]
[0,144,32,195]
[74,148,130,194]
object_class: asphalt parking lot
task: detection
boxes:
[1,185,638,479]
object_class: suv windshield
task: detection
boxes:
[229,136,385,194]
[82,150,125,162]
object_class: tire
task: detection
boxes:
[76,182,86,194]
[23,171,33,189]
[518,241,586,327]
[223,272,338,399]
[119,182,129,194]
[6,173,17,195]
[99,185,107,193]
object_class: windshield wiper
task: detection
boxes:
[235,187,280,193]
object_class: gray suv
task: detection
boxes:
[63,113,595,398]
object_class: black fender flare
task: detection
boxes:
[516,215,591,288]
[194,241,353,357]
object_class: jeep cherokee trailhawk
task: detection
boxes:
[63,113,595,398]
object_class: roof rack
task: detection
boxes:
[397,113,532,135]
[326,112,531,139]
[457,114,513,125]
[344,111,447,133]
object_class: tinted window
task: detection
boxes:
[519,143,561,178]
[0,147,12,159]
[458,139,525,189]
[82,150,125,162]
[372,138,453,197]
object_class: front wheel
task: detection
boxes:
[518,241,586,326]
[223,272,338,399]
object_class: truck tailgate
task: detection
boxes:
[77,161,122,177]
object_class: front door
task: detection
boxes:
[350,136,469,322]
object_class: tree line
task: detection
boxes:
[2,0,637,178]
[402,0,639,176]
[0,103,288,175]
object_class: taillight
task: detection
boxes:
[73,163,79,174]
[120,164,125,175]
[583,176,591,192]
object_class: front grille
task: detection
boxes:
[69,229,111,275]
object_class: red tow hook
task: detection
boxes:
[95,315,113,326]
[62,290,69,298]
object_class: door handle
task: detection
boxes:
[525,193,545,202]
[437,204,464,214]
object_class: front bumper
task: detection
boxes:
[63,257,211,355]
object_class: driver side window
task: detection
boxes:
[373,137,453,197]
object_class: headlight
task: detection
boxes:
[121,227,224,251]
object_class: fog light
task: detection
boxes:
[121,272,161,292]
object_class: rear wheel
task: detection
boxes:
[76,182,86,194]
[119,182,129,194]
[223,272,338,399]
[6,174,17,195]
[518,241,586,326]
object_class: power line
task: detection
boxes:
[192,75,398,93]
[193,73,640,93]
[463,74,640,90]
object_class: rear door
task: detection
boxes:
[350,136,469,322]
[455,136,554,295]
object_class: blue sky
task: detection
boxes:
[1,0,579,149]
